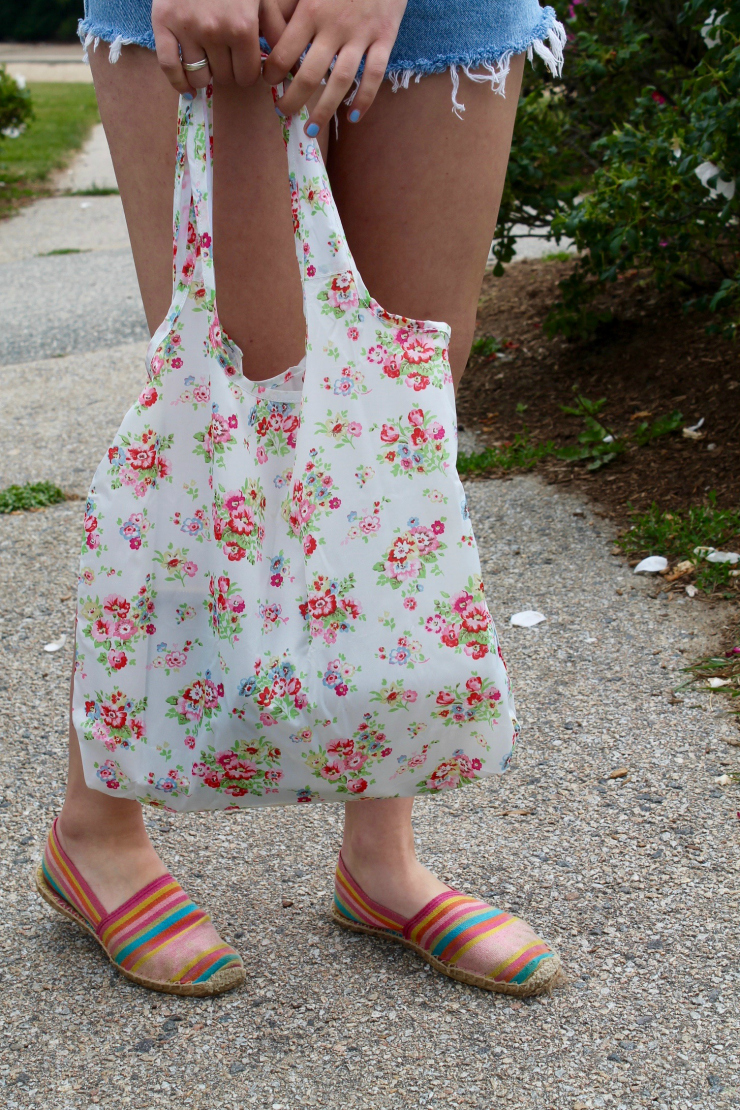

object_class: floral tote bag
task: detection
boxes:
[72,87,519,811]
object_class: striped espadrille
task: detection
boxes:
[36,819,245,996]
[333,854,561,997]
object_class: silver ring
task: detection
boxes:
[182,57,210,72]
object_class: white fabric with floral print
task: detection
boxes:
[72,87,519,811]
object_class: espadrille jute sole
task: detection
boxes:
[332,907,563,997]
[35,865,245,997]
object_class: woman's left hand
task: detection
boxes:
[262,0,408,133]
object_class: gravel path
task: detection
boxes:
[0,144,738,1110]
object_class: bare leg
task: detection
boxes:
[59,44,317,909]
[87,42,313,375]
[333,62,524,914]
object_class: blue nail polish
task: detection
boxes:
[349,109,360,123]
[306,122,320,137]
[182,92,194,102]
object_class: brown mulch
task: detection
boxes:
[458,258,740,525]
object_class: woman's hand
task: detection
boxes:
[152,0,291,94]
[263,0,408,133]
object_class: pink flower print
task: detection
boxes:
[407,408,425,427]
[431,421,445,440]
[359,515,381,535]
[183,561,198,577]
[345,751,368,772]
[466,676,483,693]
[327,738,354,758]
[403,597,417,610]
[150,354,164,377]
[320,760,345,782]
[139,385,158,407]
[107,649,127,670]
[256,446,268,464]
[402,335,435,364]
[327,271,359,311]
[347,778,368,793]
[451,590,474,615]
[329,497,341,509]
[224,491,245,515]
[260,712,278,727]
[193,384,210,403]
[307,264,316,277]
[208,319,222,349]
[201,232,212,248]
[347,422,362,438]
[408,751,427,769]
[347,327,359,340]
[431,520,445,535]
[165,651,187,668]
[380,423,400,444]
[210,413,232,443]
[103,595,130,619]
[171,357,183,369]
[412,528,439,557]
[116,619,137,641]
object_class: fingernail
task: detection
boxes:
[182,92,194,102]
[348,109,360,123]
[275,105,285,117]
[306,122,320,137]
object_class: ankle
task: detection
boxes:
[57,806,151,856]
[341,833,417,878]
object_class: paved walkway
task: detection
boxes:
[0,90,737,1110]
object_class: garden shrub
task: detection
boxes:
[0,66,32,138]
[495,0,740,340]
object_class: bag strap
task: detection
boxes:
[171,86,358,311]
[171,91,216,303]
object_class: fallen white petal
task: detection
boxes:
[634,556,668,574]
[693,545,715,557]
[510,610,546,628]
[685,417,705,433]
[706,550,739,564]
[80,201,91,210]
[685,584,698,597]
[714,774,732,786]
[43,635,67,653]
[707,677,731,688]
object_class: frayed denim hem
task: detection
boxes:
[78,18,155,62]
[78,10,566,119]
[383,13,567,117]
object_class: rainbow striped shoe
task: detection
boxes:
[333,854,561,997]
[35,819,245,996]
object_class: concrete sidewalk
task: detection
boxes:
[0,79,737,1110]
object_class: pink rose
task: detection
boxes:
[107,649,127,670]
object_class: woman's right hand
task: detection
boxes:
[152,0,291,94]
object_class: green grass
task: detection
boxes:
[677,648,740,725]
[38,247,90,256]
[0,82,100,216]
[618,495,740,593]
[72,185,119,196]
[458,435,558,476]
[542,250,576,263]
[0,481,66,513]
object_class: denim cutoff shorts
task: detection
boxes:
[80,1,565,112]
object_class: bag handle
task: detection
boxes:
[171,86,357,308]
[171,91,216,302]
